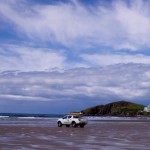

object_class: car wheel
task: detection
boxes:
[72,121,77,128]
[80,125,84,128]
[58,121,62,127]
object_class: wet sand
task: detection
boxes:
[0,119,150,150]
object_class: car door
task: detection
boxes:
[62,115,68,124]
[67,115,72,124]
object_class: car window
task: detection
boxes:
[73,115,80,118]
[63,116,67,119]
[68,116,72,118]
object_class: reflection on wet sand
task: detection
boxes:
[0,119,150,150]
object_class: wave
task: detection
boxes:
[85,116,150,121]
[0,113,63,119]
[0,116,9,118]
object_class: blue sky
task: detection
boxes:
[0,0,150,114]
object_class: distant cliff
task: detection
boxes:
[81,101,145,117]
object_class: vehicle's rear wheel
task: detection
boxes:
[72,121,77,128]
[80,124,85,128]
[58,121,62,127]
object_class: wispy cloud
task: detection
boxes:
[1,0,150,50]
[0,64,150,104]
[0,44,66,71]
[0,0,150,113]
[81,54,150,66]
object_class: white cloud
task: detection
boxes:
[0,44,66,71]
[1,0,150,50]
[81,54,150,66]
[0,94,49,101]
[1,0,150,113]
[114,0,150,48]
[0,64,150,104]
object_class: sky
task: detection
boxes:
[0,0,150,114]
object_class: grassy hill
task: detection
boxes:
[81,101,145,117]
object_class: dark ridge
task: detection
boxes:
[81,101,146,117]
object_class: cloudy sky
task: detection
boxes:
[0,0,150,114]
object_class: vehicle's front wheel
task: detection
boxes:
[72,121,77,128]
[80,124,85,128]
[58,121,62,127]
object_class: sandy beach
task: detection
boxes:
[0,118,150,150]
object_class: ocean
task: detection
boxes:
[0,113,63,118]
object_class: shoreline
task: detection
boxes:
[89,119,150,122]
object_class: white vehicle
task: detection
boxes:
[57,114,88,128]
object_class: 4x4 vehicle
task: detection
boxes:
[57,114,88,128]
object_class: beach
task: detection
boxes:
[0,117,150,150]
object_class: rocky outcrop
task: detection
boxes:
[81,101,145,117]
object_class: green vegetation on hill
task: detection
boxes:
[81,101,145,117]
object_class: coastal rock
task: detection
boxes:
[81,101,145,117]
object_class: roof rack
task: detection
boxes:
[69,112,83,115]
